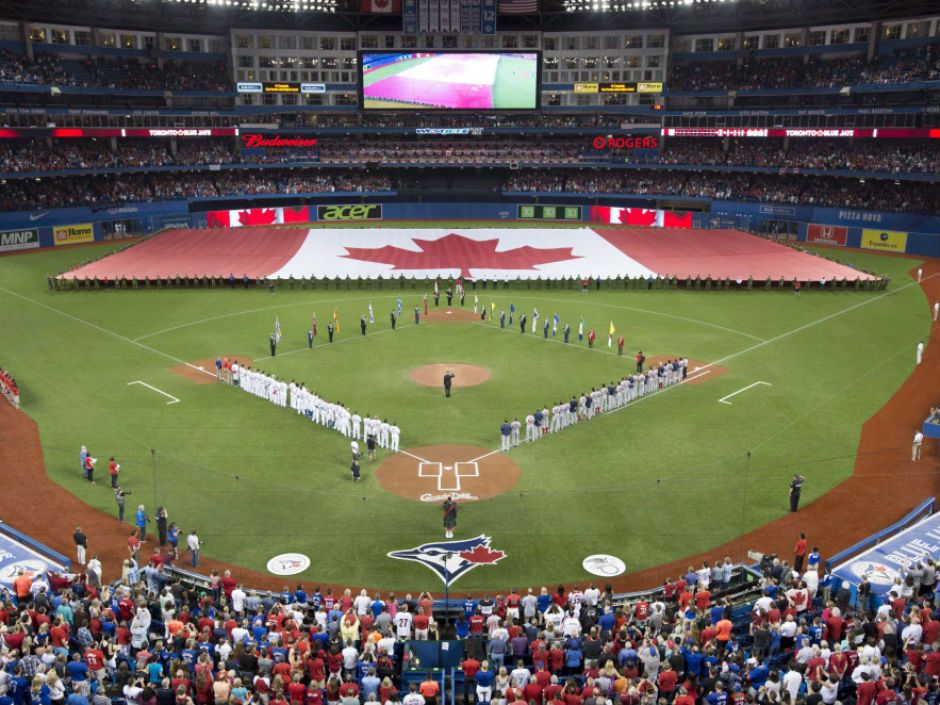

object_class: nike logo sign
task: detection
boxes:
[29,212,49,221]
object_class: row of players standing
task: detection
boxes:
[500,357,689,449]
[226,359,401,450]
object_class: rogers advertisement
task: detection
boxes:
[207,206,311,228]
[806,224,848,246]
[590,206,693,229]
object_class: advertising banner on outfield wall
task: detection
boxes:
[806,224,848,246]
[52,223,94,246]
[861,228,908,252]
[589,206,693,229]
[207,206,311,228]
[0,228,39,252]
[316,204,383,222]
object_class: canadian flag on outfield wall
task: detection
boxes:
[361,0,402,12]
[589,206,693,229]
[207,206,310,229]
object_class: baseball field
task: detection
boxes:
[0,224,933,592]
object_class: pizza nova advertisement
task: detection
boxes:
[806,224,848,246]
[0,228,39,252]
[589,206,693,229]
[53,223,94,246]
[861,228,908,253]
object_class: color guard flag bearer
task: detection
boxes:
[274,317,282,344]
[531,308,539,333]
[578,317,585,342]
[552,313,559,336]
[333,308,340,332]
[608,321,615,348]
[368,302,374,324]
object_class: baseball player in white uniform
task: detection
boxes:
[390,423,400,451]
[352,412,362,440]
[525,413,536,442]
[510,418,521,446]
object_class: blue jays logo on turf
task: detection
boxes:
[388,535,506,587]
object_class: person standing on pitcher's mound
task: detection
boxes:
[443,495,458,538]
[443,370,455,398]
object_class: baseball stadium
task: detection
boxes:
[0,0,940,702]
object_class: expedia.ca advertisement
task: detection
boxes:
[316,204,383,222]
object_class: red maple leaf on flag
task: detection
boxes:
[237,208,278,227]
[342,233,579,279]
[622,209,658,227]
[459,545,506,564]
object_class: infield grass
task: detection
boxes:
[0,229,930,590]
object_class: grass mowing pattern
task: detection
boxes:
[0,229,928,590]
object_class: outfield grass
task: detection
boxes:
[0,230,929,590]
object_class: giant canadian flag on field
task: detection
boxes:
[268,228,657,281]
[590,206,693,228]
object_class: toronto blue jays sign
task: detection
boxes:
[388,535,506,587]
[832,513,940,595]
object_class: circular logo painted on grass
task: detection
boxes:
[582,554,627,577]
[266,553,310,576]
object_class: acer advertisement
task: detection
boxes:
[317,205,383,221]
[589,207,694,229]
[361,52,539,110]
[207,206,312,228]
[806,224,848,246]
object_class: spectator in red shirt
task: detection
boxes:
[794,533,808,572]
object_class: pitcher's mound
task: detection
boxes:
[409,363,490,388]
[425,307,478,323]
[376,444,520,502]
[170,355,254,384]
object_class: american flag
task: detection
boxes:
[497,0,537,12]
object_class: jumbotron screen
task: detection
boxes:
[360,52,540,110]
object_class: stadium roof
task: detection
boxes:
[0,0,936,34]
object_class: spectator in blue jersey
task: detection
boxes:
[474,662,494,705]
[463,595,477,618]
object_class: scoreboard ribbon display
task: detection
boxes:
[575,82,663,94]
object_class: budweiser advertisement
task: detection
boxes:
[590,206,693,228]
[241,134,318,149]
[806,224,848,246]
[207,206,311,228]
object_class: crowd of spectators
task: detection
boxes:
[0,166,935,212]
[1,531,939,705]
[0,365,19,408]
[2,137,938,175]
[667,45,940,91]
[502,170,940,214]
[0,170,392,210]
[0,50,229,91]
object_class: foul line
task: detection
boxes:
[399,449,432,463]
[508,294,767,343]
[0,286,216,379]
[718,380,771,405]
[127,380,180,405]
